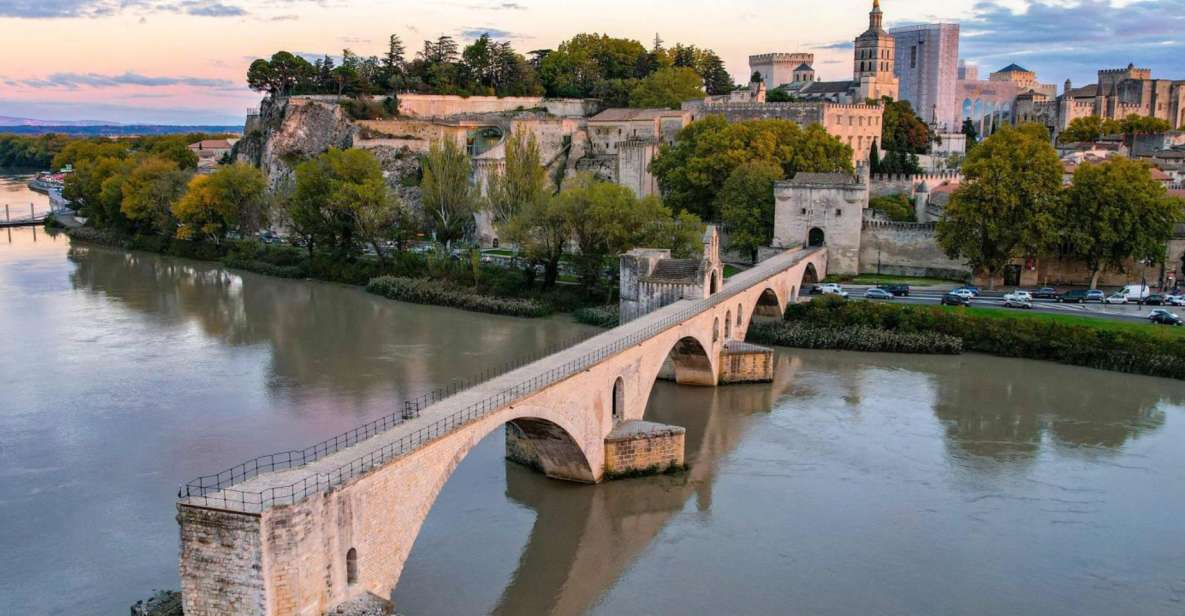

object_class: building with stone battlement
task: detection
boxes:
[1014,64,1185,138]
[683,100,884,163]
[620,226,724,323]
[749,53,816,89]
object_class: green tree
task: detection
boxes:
[629,66,705,109]
[698,50,734,96]
[961,118,979,153]
[537,33,648,98]
[499,191,570,287]
[936,124,1063,288]
[718,161,783,262]
[868,193,915,222]
[421,138,479,245]
[1057,116,1113,144]
[342,176,405,265]
[1064,158,1184,288]
[880,97,932,154]
[172,163,268,242]
[651,116,852,220]
[486,129,549,225]
[120,157,190,236]
[289,148,388,255]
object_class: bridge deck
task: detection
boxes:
[179,247,818,514]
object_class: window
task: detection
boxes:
[801,208,807,215]
[737,304,742,326]
[713,317,720,343]
[347,548,358,585]
[910,46,917,69]
[835,208,842,217]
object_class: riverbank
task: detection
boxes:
[63,227,596,318]
[768,297,1185,380]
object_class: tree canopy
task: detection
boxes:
[651,116,852,220]
[936,123,1063,286]
[420,138,480,245]
[629,67,706,109]
[1064,157,1184,288]
[173,163,268,242]
[879,97,932,154]
[718,161,783,262]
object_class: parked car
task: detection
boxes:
[808,285,824,296]
[1086,290,1106,302]
[1167,295,1185,306]
[878,284,911,297]
[1142,294,1167,306]
[1148,309,1183,326]
[1033,287,1059,299]
[1058,290,1091,304]
[1105,293,1128,305]
[819,283,849,298]
[865,288,894,300]
[942,293,971,307]
[1121,284,1151,301]
[1003,297,1033,310]
[1004,290,1033,302]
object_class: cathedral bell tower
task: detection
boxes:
[853,0,899,101]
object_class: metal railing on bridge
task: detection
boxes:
[179,248,819,513]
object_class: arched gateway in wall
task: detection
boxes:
[177,246,828,616]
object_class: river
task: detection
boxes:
[2,224,1184,615]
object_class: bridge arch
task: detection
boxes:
[801,262,819,287]
[751,287,785,320]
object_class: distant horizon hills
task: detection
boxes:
[0,116,242,137]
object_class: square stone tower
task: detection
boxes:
[772,171,868,275]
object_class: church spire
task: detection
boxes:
[870,0,883,30]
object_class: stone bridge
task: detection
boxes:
[176,246,826,616]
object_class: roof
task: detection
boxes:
[786,172,859,186]
[997,63,1032,74]
[1150,167,1170,181]
[1066,84,1098,98]
[589,108,688,123]
[801,80,857,95]
[1170,189,1185,200]
[189,139,232,150]
[644,259,701,284]
[795,63,814,72]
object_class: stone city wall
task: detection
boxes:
[858,220,970,280]
[869,172,962,197]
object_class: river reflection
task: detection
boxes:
[3,228,1185,616]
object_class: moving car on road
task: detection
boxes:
[819,283,849,298]
[865,288,894,300]
[1148,309,1183,326]
[1105,293,1128,305]
[949,288,976,301]
[1086,290,1106,302]
[1004,290,1033,302]
[1058,290,1092,304]
[942,293,971,307]
[878,284,911,297]
[1003,297,1033,309]
[951,286,980,298]
[1167,295,1185,306]
[1033,287,1059,299]
[1142,294,1167,306]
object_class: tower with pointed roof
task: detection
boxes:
[853,0,899,101]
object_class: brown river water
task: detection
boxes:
[2,216,1184,615]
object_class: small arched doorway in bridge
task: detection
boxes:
[736,303,742,327]
[346,548,358,585]
[725,311,732,339]
[802,263,819,286]
[611,377,624,422]
[709,271,719,295]
[808,227,825,247]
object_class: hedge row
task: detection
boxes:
[573,305,620,328]
[366,276,551,318]
[747,321,963,355]
[782,296,1185,380]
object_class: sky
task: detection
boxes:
[0,0,1181,125]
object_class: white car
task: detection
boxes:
[1166,295,1185,306]
[1104,293,1128,305]
[1003,290,1033,302]
[949,288,976,300]
[819,283,849,298]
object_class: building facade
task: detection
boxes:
[890,23,960,130]
[1011,65,1185,139]
[749,53,816,89]
[853,0,899,102]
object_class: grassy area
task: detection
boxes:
[724,264,743,278]
[960,306,1185,339]
[829,273,966,287]
[482,249,515,257]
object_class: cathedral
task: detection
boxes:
[759,0,899,103]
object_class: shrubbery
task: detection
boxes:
[747,321,962,354]
[778,296,1185,379]
[573,305,620,328]
[367,276,551,318]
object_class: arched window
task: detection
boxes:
[709,272,719,294]
[736,304,742,326]
[611,377,624,422]
[713,318,720,343]
[346,548,358,585]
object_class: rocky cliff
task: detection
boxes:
[236,97,358,192]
